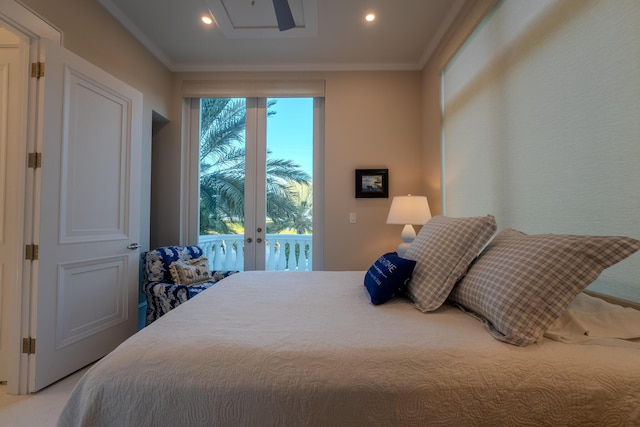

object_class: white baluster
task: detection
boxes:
[200,241,211,260]
[277,239,287,271]
[199,233,314,272]
[222,239,233,270]
[201,241,213,270]
[267,239,275,271]
[306,238,312,271]
[235,240,245,271]
[263,239,269,270]
[212,241,224,270]
[290,239,299,271]
[205,241,214,270]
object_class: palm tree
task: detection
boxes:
[267,181,312,234]
[199,98,311,235]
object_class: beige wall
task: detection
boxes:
[324,71,424,269]
[20,0,172,115]
[165,71,424,270]
[21,0,173,253]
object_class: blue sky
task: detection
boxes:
[266,98,314,177]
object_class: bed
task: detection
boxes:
[58,217,640,426]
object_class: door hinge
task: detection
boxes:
[31,62,45,78]
[28,152,42,168]
[22,337,36,355]
[25,244,39,261]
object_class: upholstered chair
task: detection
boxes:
[142,245,237,325]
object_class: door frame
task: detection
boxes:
[243,97,266,270]
[183,96,324,270]
[0,21,30,385]
[0,2,61,395]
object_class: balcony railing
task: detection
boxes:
[198,233,312,272]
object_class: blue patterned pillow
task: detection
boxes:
[364,252,417,305]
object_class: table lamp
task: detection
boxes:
[386,194,431,257]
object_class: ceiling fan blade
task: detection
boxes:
[272,0,295,31]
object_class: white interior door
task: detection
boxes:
[0,26,29,383]
[29,38,142,391]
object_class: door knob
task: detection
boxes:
[127,243,140,250]
[256,238,263,243]
[246,237,253,243]
[257,227,263,233]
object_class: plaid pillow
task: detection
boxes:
[449,228,640,346]
[403,215,496,312]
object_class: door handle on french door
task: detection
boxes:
[256,238,263,243]
[246,237,253,243]
[127,243,140,250]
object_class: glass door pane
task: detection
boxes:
[198,97,248,271]
[265,98,313,271]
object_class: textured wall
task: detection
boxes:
[442,0,640,302]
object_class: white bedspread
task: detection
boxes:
[58,271,640,426]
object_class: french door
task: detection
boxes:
[194,97,322,271]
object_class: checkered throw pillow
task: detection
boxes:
[403,215,497,312]
[449,228,640,346]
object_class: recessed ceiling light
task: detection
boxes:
[201,16,213,25]
[365,13,376,22]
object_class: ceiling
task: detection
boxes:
[97,0,465,72]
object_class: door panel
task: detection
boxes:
[56,256,128,348]
[61,69,131,241]
[31,38,142,391]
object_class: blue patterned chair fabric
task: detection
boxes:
[143,245,237,326]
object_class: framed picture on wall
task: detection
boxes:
[355,169,389,198]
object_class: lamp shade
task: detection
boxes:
[386,195,431,225]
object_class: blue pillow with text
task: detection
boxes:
[364,252,417,305]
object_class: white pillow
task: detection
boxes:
[544,292,640,347]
